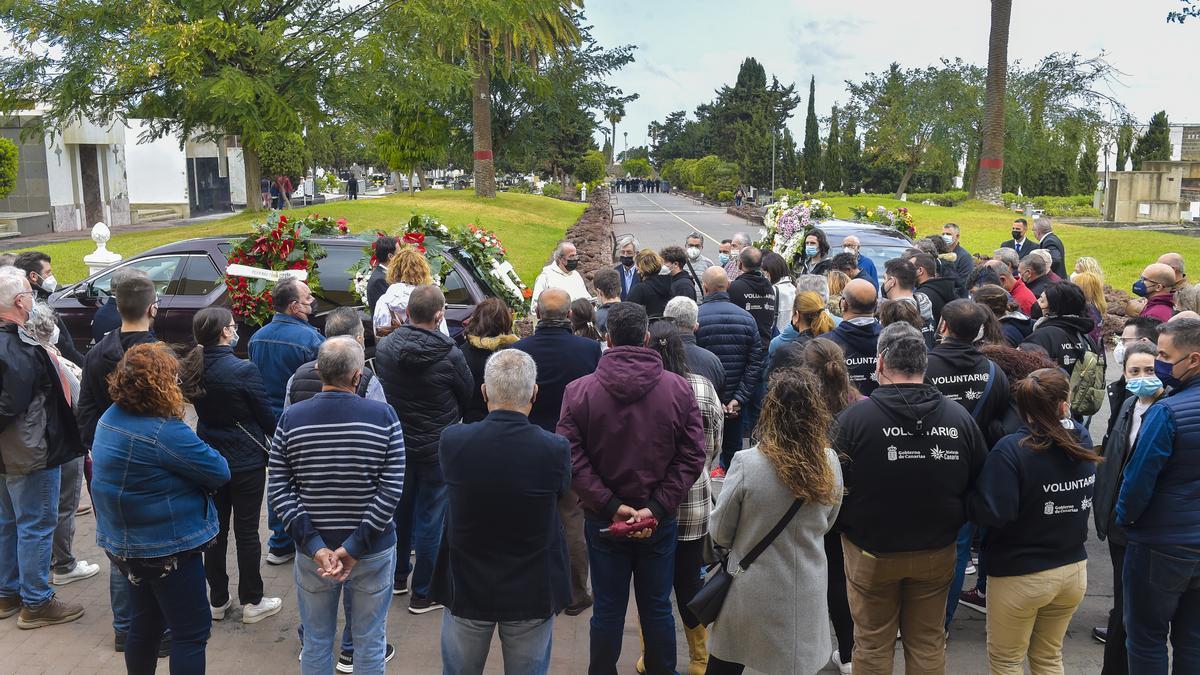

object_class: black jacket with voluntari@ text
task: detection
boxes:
[967,422,1095,577]
[834,383,987,555]
[925,338,1011,447]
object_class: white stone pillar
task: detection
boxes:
[83,222,122,275]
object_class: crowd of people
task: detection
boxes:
[1,211,1200,674]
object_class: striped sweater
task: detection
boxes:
[267,391,406,559]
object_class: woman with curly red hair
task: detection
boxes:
[91,343,231,674]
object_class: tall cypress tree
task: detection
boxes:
[801,76,822,191]
[823,106,843,192]
[1076,132,1099,195]
[1132,111,1172,170]
[1115,122,1134,171]
[840,115,863,193]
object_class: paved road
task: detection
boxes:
[611,191,759,257]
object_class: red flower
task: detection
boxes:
[279,215,288,224]
[338,224,349,234]
[369,255,378,267]
[402,232,425,245]
[522,288,533,299]
[415,245,426,254]
[336,218,347,226]
[290,261,307,270]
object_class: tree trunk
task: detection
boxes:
[895,164,917,200]
[974,0,1012,204]
[472,39,497,198]
[418,170,429,191]
[244,145,263,212]
[610,120,617,165]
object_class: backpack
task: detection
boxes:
[1068,333,1105,417]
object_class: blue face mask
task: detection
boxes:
[228,330,240,350]
[1155,358,1187,390]
[1126,376,1162,398]
[804,245,818,257]
[719,253,730,265]
[942,234,954,246]
[1132,280,1149,297]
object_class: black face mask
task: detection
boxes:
[566,258,579,272]
[1012,230,1023,241]
[619,256,634,268]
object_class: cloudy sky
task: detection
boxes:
[586,0,1197,151]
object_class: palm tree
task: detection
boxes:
[973,0,1012,204]
[605,100,625,166]
[413,1,581,197]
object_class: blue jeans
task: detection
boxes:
[297,595,354,655]
[1123,541,1200,674]
[585,517,678,675]
[0,467,61,606]
[394,461,448,597]
[440,612,554,675]
[267,506,293,554]
[123,552,210,675]
[296,548,395,675]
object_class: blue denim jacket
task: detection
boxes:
[248,313,326,418]
[92,405,231,558]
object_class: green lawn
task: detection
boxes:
[818,197,1200,289]
[12,191,586,286]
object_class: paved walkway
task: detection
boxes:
[611,191,756,254]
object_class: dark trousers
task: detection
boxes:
[673,537,705,629]
[124,553,210,675]
[826,531,854,664]
[559,490,591,605]
[719,414,743,470]
[705,655,744,674]
[585,517,678,675]
[204,467,265,606]
[1102,539,1128,675]
[1123,541,1200,674]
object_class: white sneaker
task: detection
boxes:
[830,648,852,675]
[965,562,978,575]
[266,550,296,565]
[242,597,282,624]
[50,560,100,586]
[211,599,232,621]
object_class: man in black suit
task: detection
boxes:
[1001,218,1038,259]
[1034,217,1067,279]
[433,348,570,674]
[512,288,602,616]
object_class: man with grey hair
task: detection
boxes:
[684,232,715,277]
[532,240,591,303]
[432,349,571,673]
[1019,252,1053,320]
[833,321,986,673]
[985,259,1037,316]
[664,296,724,393]
[1034,217,1067,279]
[0,265,86,628]
[269,336,406,675]
[614,234,640,300]
[992,246,1020,276]
[723,232,752,281]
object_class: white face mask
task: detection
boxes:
[1113,342,1126,366]
[686,246,701,261]
[843,246,857,255]
[40,275,58,294]
[50,325,60,345]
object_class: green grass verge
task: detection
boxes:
[11,191,586,286]
[818,197,1200,289]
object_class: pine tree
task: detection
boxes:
[801,76,822,191]
[823,106,843,192]
[1132,111,1172,170]
[840,115,863,193]
[1076,132,1099,195]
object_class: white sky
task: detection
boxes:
[586,0,1199,150]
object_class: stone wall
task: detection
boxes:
[563,186,615,291]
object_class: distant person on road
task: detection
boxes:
[532,241,591,304]
[734,187,745,207]
[260,176,271,209]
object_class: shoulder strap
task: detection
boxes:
[736,498,804,572]
[970,361,996,421]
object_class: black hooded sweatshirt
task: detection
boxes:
[728,270,778,345]
[827,318,882,396]
[76,329,157,448]
[627,273,694,319]
[834,383,987,554]
[1021,315,1097,374]
[916,276,958,326]
[926,338,1011,447]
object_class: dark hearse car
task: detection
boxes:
[49,235,498,356]
[811,219,916,274]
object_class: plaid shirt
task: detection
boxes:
[677,373,724,541]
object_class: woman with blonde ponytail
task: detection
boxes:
[766,292,838,379]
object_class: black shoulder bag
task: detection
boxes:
[687,498,804,626]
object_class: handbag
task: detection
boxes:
[686,498,804,626]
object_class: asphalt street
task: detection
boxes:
[615,188,1117,674]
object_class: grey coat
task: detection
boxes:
[708,446,842,675]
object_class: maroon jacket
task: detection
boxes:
[1141,293,1176,323]
[557,346,706,522]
